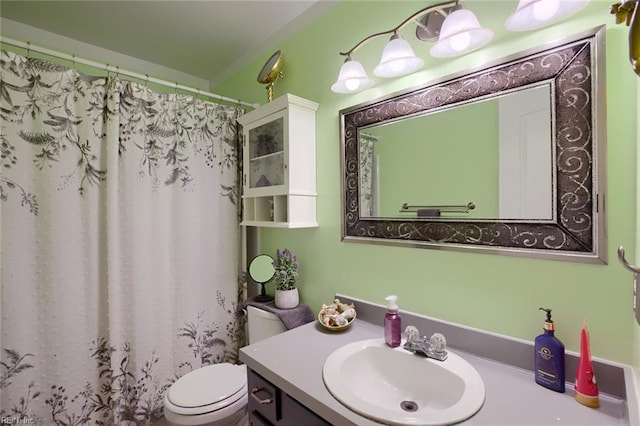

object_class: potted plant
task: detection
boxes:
[273,248,300,309]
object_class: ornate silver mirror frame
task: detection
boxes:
[340,26,607,263]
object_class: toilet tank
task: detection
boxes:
[247,306,287,344]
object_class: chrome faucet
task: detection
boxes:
[403,326,448,361]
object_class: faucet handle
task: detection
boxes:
[430,333,447,355]
[403,325,420,343]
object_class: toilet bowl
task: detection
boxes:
[163,363,248,426]
[163,306,287,426]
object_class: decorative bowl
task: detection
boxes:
[317,299,356,332]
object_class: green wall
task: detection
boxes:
[216,1,639,365]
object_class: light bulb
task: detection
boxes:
[449,32,471,52]
[374,34,424,78]
[532,0,560,21]
[331,57,374,94]
[345,78,360,91]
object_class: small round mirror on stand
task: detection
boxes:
[257,50,284,102]
[248,254,275,302]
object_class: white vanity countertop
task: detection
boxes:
[240,319,629,426]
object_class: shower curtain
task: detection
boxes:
[359,133,377,217]
[0,50,245,425]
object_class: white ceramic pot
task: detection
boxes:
[275,288,299,309]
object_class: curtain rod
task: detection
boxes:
[0,36,259,109]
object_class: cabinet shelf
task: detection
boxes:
[241,194,317,228]
[250,151,284,162]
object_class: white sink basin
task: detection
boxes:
[323,338,485,425]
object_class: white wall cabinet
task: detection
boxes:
[238,94,318,228]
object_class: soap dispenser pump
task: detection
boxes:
[534,307,565,393]
[384,295,401,347]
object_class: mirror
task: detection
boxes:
[359,84,553,220]
[248,254,275,302]
[341,26,607,263]
[257,50,284,102]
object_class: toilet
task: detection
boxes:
[163,306,287,426]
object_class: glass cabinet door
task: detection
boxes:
[247,115,285,190]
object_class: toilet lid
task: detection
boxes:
[168,363,245,408]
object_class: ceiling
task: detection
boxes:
[0,0,338,86]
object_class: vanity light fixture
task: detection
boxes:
[505,0,590,31]
[430,7,494,58]
[331,56,375,94]
[331,0,461,94]
[373,33,425,78]
[331,0,590,94]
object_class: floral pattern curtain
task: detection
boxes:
[0,50,245,425]
[359,133,377,217]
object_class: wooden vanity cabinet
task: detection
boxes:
[248,368,330,426]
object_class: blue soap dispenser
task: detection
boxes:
[534,307,565,393]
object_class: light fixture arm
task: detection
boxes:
[338,0,460,56]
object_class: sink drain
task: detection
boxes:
[400,400,419,412]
